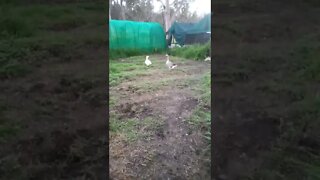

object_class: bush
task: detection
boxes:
[169,42,211,60]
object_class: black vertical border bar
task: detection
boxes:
[106,1,110,179]
[211,1,214,179]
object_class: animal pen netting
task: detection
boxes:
[167,14,211,46]
[109,20,167,52]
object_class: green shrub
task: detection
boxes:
[169,42,211,60]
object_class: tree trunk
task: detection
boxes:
[165,0,170,32]
[163,0,171,39]
[109,0,111,19]
[170,14,175,26]
[120,0,126,20]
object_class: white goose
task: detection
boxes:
[204,56,211,61]
[145,56,152,66]
[165,54,177,69]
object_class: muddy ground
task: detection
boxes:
[109,55,211,179]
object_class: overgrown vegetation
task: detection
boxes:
[169,42,210,60]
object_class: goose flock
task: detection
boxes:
[145,54,178,70]
[145,54,210,69]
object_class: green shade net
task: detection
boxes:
[109,20,167,52]
[167,14,211,46]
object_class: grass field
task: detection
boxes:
[0,1,107,179]
[109,55,211,179]
[213,1,320,179]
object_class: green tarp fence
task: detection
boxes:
[167,14,211,46]
[109,19,167,52]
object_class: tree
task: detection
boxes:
[157,0,195,34]
[110,0,154,21]
[110,0,197,31]
[119,0,126,19]
[125,0,154,21]
[109,0,111,19]
[110,0,126,20]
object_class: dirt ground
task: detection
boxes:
[109,55,211,179]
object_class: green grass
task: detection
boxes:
[0,1,107,179]
[0,62,31,78]
[188,107,211,141]
[201,72,211,105]
[0,2,106,79]
[109,42,210,61]
[254,147,320,180]
[109,49,166,60]
[0,15,34,38]
[109,96,117,108]
[251,33,320,179]
[110,113,164,142]
[109,58,149,86]
[296,46,320,82]
[0,102,20,142]
[0,0,107,144]
[188,72,211,142]
[0,3,105,36]
[169,42,211,60]
[0,123,20,142]
[109,56,168,86]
